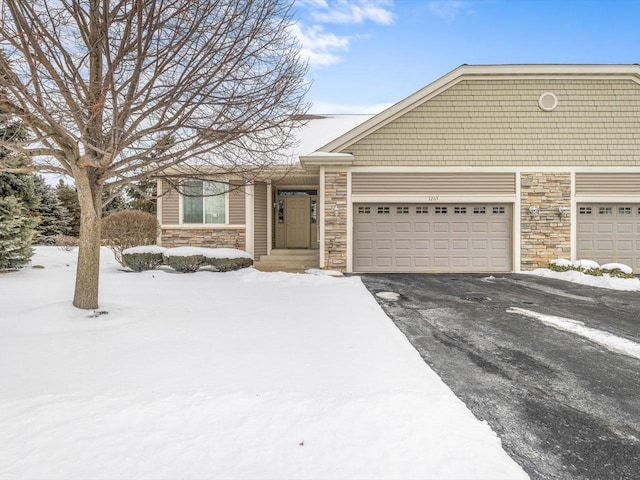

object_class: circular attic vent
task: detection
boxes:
[538,92,558,111]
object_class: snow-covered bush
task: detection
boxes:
[206,256,253,272]
[162,247,252,273]
[548,258,634,278]
[101,210,158,266]
[600,263,634,279]
[122,246,167,272]
[549,259,574,272]
[572,259,600,272]
[164,254,206,273]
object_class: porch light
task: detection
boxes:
[558,206,569,218]
[333,205,340,217]
[528,206,540,218]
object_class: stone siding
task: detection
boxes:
[160,228,246,249]
[324,171,348,270]
[520,173,571,270]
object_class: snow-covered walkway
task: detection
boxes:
[0,248,526,479]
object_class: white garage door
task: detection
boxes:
[577,204,640,272]
[354,204,512,273]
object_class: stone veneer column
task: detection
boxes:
[323,170,348,270]
[520,173,571,270]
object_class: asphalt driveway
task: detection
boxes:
[359,273,640,480]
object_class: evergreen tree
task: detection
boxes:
[56,180,81,237]
[103,191,128,216]
[0,116,36,269]
[33,175,71,245]
[0,195,36,270]
[126,178,157,214]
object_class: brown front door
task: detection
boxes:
[286,196,311,248]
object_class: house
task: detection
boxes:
[157,64,640,273]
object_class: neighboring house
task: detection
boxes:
[157,64,640,273]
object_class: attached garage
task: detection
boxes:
[353,203,512,273]
[577,204,640,271]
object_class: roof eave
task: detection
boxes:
[299,152,354,171]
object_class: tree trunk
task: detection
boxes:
[73,172,103,309]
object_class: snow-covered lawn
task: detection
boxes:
[0,248,526,480]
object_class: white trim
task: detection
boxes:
[156,179,163,246]
[160,224,246,230]
[570,172,577,262]
[538,92,558,111]
[575,196,640,202]
[274,184,320,190]
[267,182,273,255]
[346,170,353,273]
[351,195,516,204]
[514,172,521,272]
[319,166,325,268]
[225,185,230,226]
[349,166,640,173]
[245,184,254,256]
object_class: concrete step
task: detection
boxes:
[254,249,319,272]
[254,261,319,268]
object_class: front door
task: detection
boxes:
[286,196,311,248]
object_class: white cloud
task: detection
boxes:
[290,23,352,67]
[309,0,396,25]
[428,1,471,20]
[309,100,394,114]
[298,0,395,25]
[293,1,395,68]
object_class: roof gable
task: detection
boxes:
[315,64,640,155]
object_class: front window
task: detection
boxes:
[182,180,226,224]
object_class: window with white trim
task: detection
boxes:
[182,180,226,224]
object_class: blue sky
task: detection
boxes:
[293,0,640,113]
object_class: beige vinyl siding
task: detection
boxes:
[352,172,515,195]
[274,175,320,187]
[160,180,180,225]
[576,173,640,195]
[228,182,245,224]
[253,182,268,257]
[345,79,640,166]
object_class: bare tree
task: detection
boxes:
[0,0,308,309]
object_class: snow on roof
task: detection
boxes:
[287,114,373,158]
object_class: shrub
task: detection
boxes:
[123,252,165,272]
[206,256,253,272]
[55,234,78,251]
[102,210,158,266]
[164,254,206,273]
[601,268,634,279]
[549,262,574,273]
[584,268,604,277]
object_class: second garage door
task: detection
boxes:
[577,204,640,272]
[354,203,512,273]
